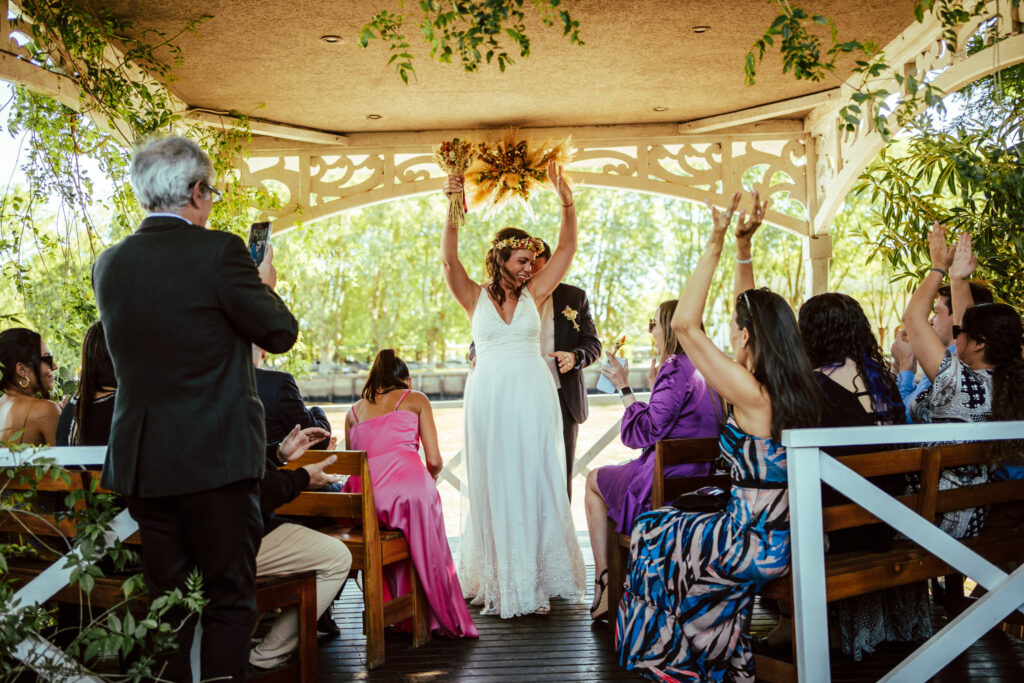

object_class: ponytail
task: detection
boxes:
[361,349,411,402]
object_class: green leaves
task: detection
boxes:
[359,0,584,81]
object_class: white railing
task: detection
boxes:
[785,420,1024,683]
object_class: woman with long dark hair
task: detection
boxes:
[440,162,585,617]
[0,327,60,446]
[615,192,822,682]
[584,299,721,621]
[342,349,477,638]
[57,321,117,446]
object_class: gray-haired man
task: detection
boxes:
[94,136,298,681]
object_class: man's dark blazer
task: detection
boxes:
[255,367,332,450]
[93,215,298,498]
[550,283,601,424]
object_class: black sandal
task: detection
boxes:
[590,569,609,621]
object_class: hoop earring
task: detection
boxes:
[18,377,29,388]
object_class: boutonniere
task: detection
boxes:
[562,305,580,331]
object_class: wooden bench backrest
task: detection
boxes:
[653,437,728,509]
[276,450,378,539]
[0,466,89,538]
[822,442,1024,532]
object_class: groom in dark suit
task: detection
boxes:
[93,136,298,681]
[533,241,602,500]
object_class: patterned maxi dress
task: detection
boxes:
[616,417,791,683]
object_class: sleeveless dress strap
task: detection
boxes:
[350,403,361,424]
[394,389,412,410]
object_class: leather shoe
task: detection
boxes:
[317,611,341,637]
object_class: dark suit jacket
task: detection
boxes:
[93,215,298,498]
[550,283,601,424]
[255,367,332,450]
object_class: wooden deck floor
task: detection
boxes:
[313,536,1024,681]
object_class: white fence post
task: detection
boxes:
[785,442,830,683]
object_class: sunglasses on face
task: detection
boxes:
[39,353,55,368]
[649,318,656,333]
[194,180,222,203]
[952,325,984,342]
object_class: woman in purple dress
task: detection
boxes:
[584,299,722,620]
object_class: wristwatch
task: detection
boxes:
[620,386,633,397]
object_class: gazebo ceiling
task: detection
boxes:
[93,0,917,135]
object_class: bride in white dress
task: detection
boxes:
[441,162,586,617]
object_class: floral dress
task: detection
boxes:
[615,417,790,682]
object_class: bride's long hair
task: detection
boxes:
[485,227,534,308]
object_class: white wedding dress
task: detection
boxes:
[457,285,586,617]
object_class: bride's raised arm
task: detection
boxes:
[440,174,481,315]
[529,160,577,302]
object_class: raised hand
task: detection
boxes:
[949,232,977,281]
[735,191,770,242]
[547,159,573,206]
[443,174,464,200]
[646,358,658,388]
[927,222,954,272]
[705,192,741,244]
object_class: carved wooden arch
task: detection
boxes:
[241,132,814,240]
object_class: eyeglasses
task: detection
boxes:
[39,353,55,368]
[195,180,222,203]
[648,318,656,333]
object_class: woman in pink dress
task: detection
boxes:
[343,349,478,638]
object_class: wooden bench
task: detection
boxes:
[1,463,317,682]
[752,442,1024,682]
[278,450,428,669]
[605,436,724,639]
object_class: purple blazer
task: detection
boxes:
[598,353,722,533]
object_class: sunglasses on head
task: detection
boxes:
[648,318,656,333]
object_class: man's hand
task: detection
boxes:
[891,329,916,375]
[302,454,344,489]
[549,350,576,374]
[278,424,332,463]
[258,244,278,289]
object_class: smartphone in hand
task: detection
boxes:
[248,221,271,265]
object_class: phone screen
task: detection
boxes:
[248,222,271,265]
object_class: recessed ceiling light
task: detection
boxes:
[691,25,711,34]
[320,34,342,43]
[653,106,668,112]
[366,114,382,120]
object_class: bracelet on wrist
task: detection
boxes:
[562,201,574,208]
[736,255,753,264]
[620,386,633,397]
[930,267,947,278]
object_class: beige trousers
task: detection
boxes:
[249,523,352,668]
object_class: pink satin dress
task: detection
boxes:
[343,390,478,638]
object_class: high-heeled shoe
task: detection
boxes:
[590,568,609,621]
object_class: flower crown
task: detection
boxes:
[492,236,544,253]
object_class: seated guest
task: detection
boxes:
[57,321,117,446]
[0,327,60,446]
[616,192,821,682]
[252,425,353,671]
[905,228,1024,505]
[781,294,909,660]
[893,279,993,422]
[253,345,332,450]
[343,349,477,638]
[585,299,721,621]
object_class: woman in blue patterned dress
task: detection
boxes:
[615,192,822,683]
